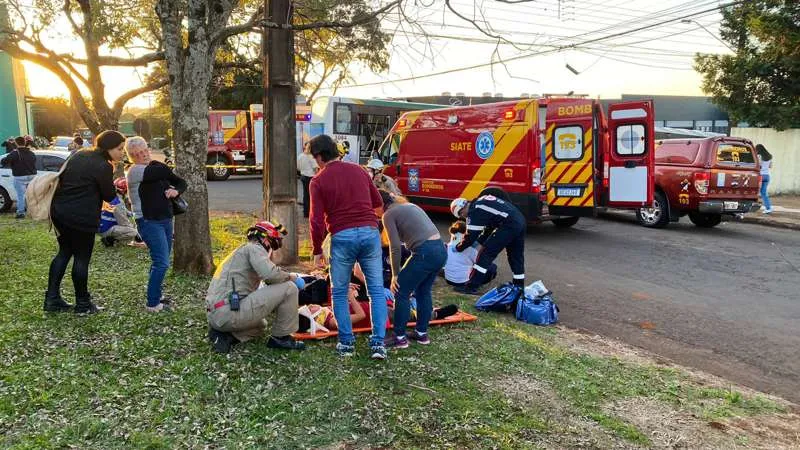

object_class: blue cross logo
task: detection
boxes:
[475,131,495,160]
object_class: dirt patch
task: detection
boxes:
[491,375,637,449]
[552,327,796,412]
[552,326,664,367]
[606,397,800,449]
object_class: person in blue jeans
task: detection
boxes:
[756,144,773,214]
[0,137,37,218]
[379,191,447,349]
[308,134,388,359]
[125,136,187,312]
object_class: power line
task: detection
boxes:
[338,0,742,89]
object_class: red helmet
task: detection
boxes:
[247,221,287,250]
[113,177,128,194]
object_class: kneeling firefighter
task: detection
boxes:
[450,194,526,295]
[206,221,306,353]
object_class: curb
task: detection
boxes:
[736,216,800,231]
[602,208,800,231]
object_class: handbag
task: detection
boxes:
[515,293,559,326]
[25,154,72,222]
[171,196,188,215]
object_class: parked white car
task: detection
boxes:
[0,150,70,213]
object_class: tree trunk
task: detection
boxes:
[156,0,227,276]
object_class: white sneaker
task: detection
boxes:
[145,303,172,313]
[763,208,773,214]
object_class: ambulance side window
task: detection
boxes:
[379,134,400,164]
[554,125,583,160]
[221,115,236,129]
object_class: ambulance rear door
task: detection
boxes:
[544,99,596,217]
[604,100,654,208]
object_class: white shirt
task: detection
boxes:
[760,157,771,176]
[297,152,318,178]
[444,236,478,284]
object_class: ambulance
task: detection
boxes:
[377,96,655,227]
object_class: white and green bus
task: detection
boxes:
[299,96,441,164]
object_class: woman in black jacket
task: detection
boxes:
[45,130,125,314]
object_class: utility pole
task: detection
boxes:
[263,0,298,264]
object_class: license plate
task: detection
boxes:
[556,187,581,197]
[724,201,739,210]
[232,153,245,161]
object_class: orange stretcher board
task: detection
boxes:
[292,311,478,341]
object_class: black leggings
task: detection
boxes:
[47,220,96,299]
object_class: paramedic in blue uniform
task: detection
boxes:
[449,194,525,295]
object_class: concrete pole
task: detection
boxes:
[263,0,298,264]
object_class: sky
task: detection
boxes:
[21,0,732,107]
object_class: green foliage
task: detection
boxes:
[207,0,392,108]
[29,97,83,139]
[695,1,800,130]
[0,215,784,448]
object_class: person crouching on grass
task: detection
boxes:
[206,221,305,354]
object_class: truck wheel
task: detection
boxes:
[636,190,670,228]
[551,217,580,228]
[206,156,231,181]
[0,187,11,213]
[688,212,721,228]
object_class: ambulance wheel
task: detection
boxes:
[551,217,580,228]
[206,156,231,181]
[688,212,721,228]
[636,190,669,228]
[0,187,11,213]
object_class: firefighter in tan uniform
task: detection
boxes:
[206,221,305,353]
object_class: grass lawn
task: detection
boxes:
[0,214,795,449]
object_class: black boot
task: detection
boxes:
[208,327,238,354]
[43,292,73,312]
[74,295,103,315]
[267,335,306,351]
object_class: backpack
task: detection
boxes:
[515,293,559,326]
[25,157,70,221]
[475,283,522,312]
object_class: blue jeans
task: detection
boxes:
[13,175,34,214]
[136,218,173,307]
[394,239,447,337]
[330,226,386,347]
[761,174,771,210]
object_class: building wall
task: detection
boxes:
[731,128,800,195]
[0,51,28,140]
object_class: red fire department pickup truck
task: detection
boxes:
[635,137,761,228]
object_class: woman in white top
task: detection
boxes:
[444,220,497,287]
[297,142,319,218]
[756,144,773,214]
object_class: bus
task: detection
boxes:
[300,97,442,164]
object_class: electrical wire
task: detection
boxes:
[336,0,742,89]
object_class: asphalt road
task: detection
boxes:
[209,176,800,402]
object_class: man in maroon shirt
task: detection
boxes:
[308,134,388,360]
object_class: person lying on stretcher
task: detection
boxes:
[298,283,371,333]
[297,283,460,334]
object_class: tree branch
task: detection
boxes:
[214,4,265,44]
[290,1,401,31]
[60,52,166,67]
[111,78,170,116]
[0,41,100,131]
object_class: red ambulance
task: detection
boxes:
[378,96,656,226]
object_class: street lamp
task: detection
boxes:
[681,19,736,52]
